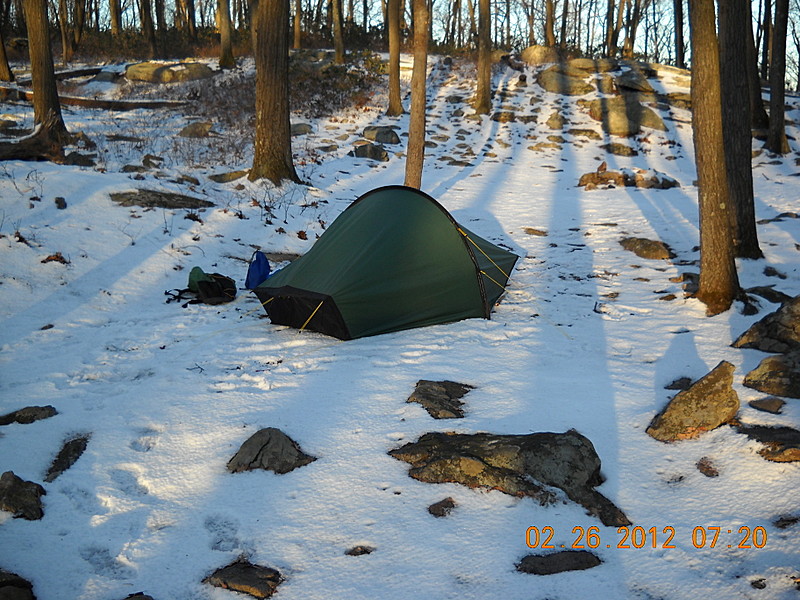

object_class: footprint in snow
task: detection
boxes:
[130,427,160,453]
[110,468,149,496]
[79,545,135,579]
[204,514,242,552]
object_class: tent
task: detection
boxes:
[253,185,519,339]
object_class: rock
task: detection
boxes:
[125,61,214,83]
[566,57,618,73]
[662,91,692,110]
[291,123,313,136]
[44,434,90,482]
[537,65,594,96]
[665,377,693,390]
[0,405,57,426]
[491,111,517,122]
[733,295,800,353]
[350,143,389,162]
[524,227,548,236]
[345,545,374,556]
[54,197,67,209]
[363,126,400,144]
[696,456,719,477]
[122,594,155,600]
[646,361,739,442]
[743,349,800,398]
[63,151,96,166]
[520,45,561,65]
[615,69,656,93]
[734,423,800,462]
[0,471,46,520]
[0,569,35,600]
[546,111,566,130]
[748,397,786,414]
[428,497,457,517]
[586,96,667,135]
[208,170,249,183]
[407,380,473,419]
[567,128,601,140]
[619,237,675,260]
[595,73,617,94]
[110,189,213,209]
[203,559,282,599]
[517,550,602,575]
[227,427,317,474]
[389,429,630,526]
[600,142,638,157]
[178,121,213,138]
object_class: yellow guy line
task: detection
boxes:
[457,227,510,279]
[299,300,324,332]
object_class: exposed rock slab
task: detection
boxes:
[110,189,214,209]
[537,65,594,96]
[733,295,800,353]
[126,61,214,83]
[520,45,561,65]
[203,559,282,598]
[0,405,57,426]
[0,471,46,520]
[44,434,90,482]
[407,380,473,419]
[227,427,317,474]
[0,569,35,600]
[735,423,800,462]
[646,361,739,442]
[615,69,656,93]
[586,96,667,135]
[619,237,675,260]
[517,550,601,575]
[743,350,800,398]
[389,430,630,526]
[566,57,618,73]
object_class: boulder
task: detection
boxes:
[733,295,800,353]
[389,429,630,526]
[734,423,800,462]
[45,434,90,482]
[566,57,618,73]
[601,142,638,157]
[291,123,313,136]
[407,380,473,419]
[581,169,679,191]
[0,471,46,520]
[615,69,656,93]
[350,142,389,162]
[546,111,566,130]
[363,126,400,144]
[178,121,213,138]
[520,45,561,66]
[537,65,594,96]
[586,96,668,135]
[125,61,214,83]
[491,111,517,122]
[743,349,800,398]
[517,550,601,575]
[748,397,785,414]
[428,497,457,517]
[227,427,317,474]
[618,237,675,260]
[204,559,282,598]
[0,405,57,426]
[646,361,739,442]
[0,569,35,600]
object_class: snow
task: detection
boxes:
[1,55,799,600]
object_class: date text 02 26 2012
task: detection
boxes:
[525,525,768,550]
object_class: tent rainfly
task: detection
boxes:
[253,185,519,339]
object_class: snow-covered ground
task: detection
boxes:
[1,55,799,600]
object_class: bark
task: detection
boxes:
[403,0,429,189]
[690,0,740,315]
[474,0,491,114]
[0,29,14,81]
[109,0,121,35]
[249,0,300,185]
[218,0,235,68]
[386,0,403,115]
[674,0,684,67]
[747,4,769,128]
[765,0,790,153]
[760,0,771,80]
[139,0,157,58]
[293,0,301,48]
[332,0,345,63]
[0,114,65,162]
[559,0,569,46]
[23,0,69,143]
[545,0,556,46]
[719,0,762,259]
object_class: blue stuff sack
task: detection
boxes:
[245,251,271,289]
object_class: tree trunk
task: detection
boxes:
[403,0,429,189]
[139,0,157,57]
[747,1,769,128]
[674,0,684,67]
[544,0,556,46]
[218,0,235,68]
[386,0,403,115]
[474,0,490,114]
[250,0,300,185]
[765,0,790,153]
[690,0,740,315]
[332,0,345,63]
[0,29,14,82]
[293,0,301,48]
[605,0,616,54]
[559,0,569,47]
[719,0,762,259]
[23,0,69,143]
[58,0,72,64]
[760,0,771,80]
[109,0,121,35]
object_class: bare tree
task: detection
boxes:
[386,0,403,115]
[0,29,14,81]
[474,0,491,114]
[765,0,791,153]
[109,0,121,35]
[218,0,235,68]
[719,0,762,259]
[545,0,557,46]
[332,0,345,63]
[690,0,741,315]
[674,0,685,67]
[293,0,302,48]
[404,0,429,189]
[250,0,300,184]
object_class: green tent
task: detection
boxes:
[253,185,519,339]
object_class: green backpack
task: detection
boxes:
[166,267,237,306]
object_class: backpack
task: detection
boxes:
[166,267,237,307]
[245,251,271,289]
